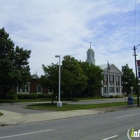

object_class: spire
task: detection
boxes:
[90,42,92,48]
[87,42,95,65]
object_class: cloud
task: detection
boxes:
[0,0,140,75]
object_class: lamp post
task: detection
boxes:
[55,55,62,107]
[123,81,127,102]
[133,44,140,106]
[130,86,134,97]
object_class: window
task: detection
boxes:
[116,87,120,93]
[104,87,108,94]
[48,89,53,94]
[109,75,114,81]
[110,87,114,93]
[116,76,120,82]
[17,85,29,93]
[37,85,42,93]
[104,74,107,81]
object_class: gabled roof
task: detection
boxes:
[98,64,123,74]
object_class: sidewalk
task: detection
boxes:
[0,110,28,125]
[0,105,136,126]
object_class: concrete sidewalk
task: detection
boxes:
[0,109,102,125]
[0,105,135,126]
[0,110,28,125]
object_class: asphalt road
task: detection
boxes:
[0,107,140,140]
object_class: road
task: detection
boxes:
[0,107,140,140]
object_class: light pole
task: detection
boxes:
[133,44,140,106]
[130,86,134,97]
[55,55,62,107]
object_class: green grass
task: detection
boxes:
[0,112,3,116]
[25,101,131,111]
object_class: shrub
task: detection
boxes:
[7,90,18,100]
[114,95,123,98]
[38,94,52,98]
[18,94,38,99]
[109,95,114,98]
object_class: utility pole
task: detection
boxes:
[133,45,140,106]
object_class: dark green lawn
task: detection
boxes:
[25,101,129,111]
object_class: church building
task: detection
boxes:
[86,45,123,97]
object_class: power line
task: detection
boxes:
[134,0,137,45]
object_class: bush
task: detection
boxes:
[18,94,38,99]
[38,94,52,98]
[115,95,123,98]
[109,95,114,98]
[133,94,137,97]
[7,90,18,100]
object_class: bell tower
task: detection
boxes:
[86,42,95,65]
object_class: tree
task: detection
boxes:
[122,64,136,94]
[0,28,31,98]
[80,61,104,97]
[41,63,59,104]
[62,55,88,98]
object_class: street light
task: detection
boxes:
[55,55,62,107]
[133,44,140,106]
[130,86,134,97]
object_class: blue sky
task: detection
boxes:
[1,0,140,76]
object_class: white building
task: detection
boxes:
[86,46,123,97]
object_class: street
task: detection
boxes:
[0,107,140,140]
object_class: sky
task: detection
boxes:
[1,0,140,76]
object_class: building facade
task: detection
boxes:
[99,64,122,97]
[86,46,123,97]
[16,74,53,94]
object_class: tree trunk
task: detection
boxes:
[51,92,56,104]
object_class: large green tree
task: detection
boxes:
[122,64,136,94]
[41,63,59,104]
[80,61,104,97]
[0,28,31,98]
[61,55,88,98]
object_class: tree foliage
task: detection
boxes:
[41,63,59,103]
[61,55,88,98]
[0,28,31,98]
[122,64,136,94]
[80,61,104,96]
[41,55,104,100]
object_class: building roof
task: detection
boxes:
[32,72,39,79]
[98,64,123,74]
[87,47,95,53]
[98,64,108,70]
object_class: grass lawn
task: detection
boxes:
[0,112,3,116]
[25,101,131,111]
